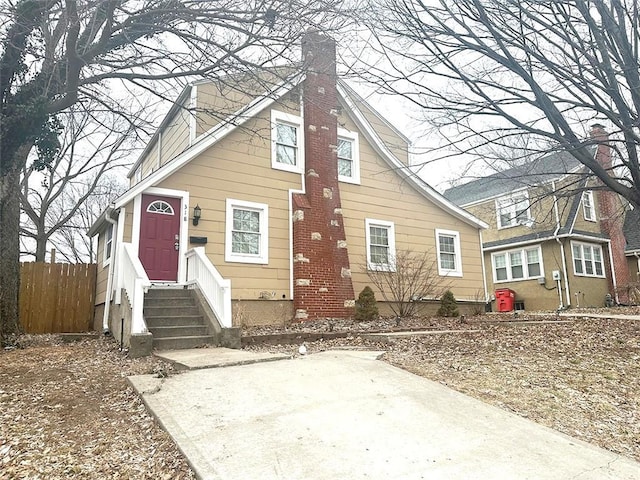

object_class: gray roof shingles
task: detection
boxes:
[624,209,640,252]
[443,150,586,206]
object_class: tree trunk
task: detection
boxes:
[0,168,22,344]
[0,145,31,345]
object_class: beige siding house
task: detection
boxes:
[444,128,635,311]
[88,33,487,354]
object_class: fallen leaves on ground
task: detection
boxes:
[0,337,194,480]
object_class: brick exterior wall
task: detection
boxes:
[590,124,631,302]
[292,32,355,320]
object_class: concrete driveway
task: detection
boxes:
[128,349,640,480]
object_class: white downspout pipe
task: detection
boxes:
[102,205,118,332]
[607,239,619,303]
[479,230,489,303]
[551,181,570,308]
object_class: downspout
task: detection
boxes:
[102,204,118,332]
[479,230,489,303]
[551,181,570,308]
[607,239,619,303]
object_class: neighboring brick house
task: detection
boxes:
[623,208,640,294]
[88,33,487,351]
[444,125,634,311]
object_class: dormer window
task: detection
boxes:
[496,192,531,229]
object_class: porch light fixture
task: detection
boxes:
[192,204,201,226]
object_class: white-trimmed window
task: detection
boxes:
[365,219,396,271]
[435,229,462,276]
[271,110,303,173]
[572,241,604,277]
[337,128,360,184]
[103,224,114,266]
[496,192,531,229]
[225,199,269,264]
[582,191,596,222]
[492,245,543,282]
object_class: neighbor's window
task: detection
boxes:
[365,219,396,271]
[583,191,596,222]
[225,199,269,264]
[271,110,303,173]
[337,128,360,184]
[496,192,531,228]
[435,229,462,276]
[492,246,543,282]
[572,241,604,277]
[103,224,114,265]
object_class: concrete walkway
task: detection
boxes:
[129,349,640,480]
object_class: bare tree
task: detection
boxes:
[0,0,348,344]
[356,0,640,208]
[20,107,132,263]
[364,249,450,318]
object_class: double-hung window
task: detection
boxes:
[582,191,596,222]
[271,110,303,173]
[572,242,604,277]
[496,192,531,228]
[492,246,543,282]
[365,219,396,271]
[103,224,114,266]
[337,128,360,184]
[225,199,269,264]
[435,229,462,276]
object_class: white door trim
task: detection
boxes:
[134,187,190,283]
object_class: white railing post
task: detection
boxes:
[185,247,232,328]
[121,243,151,334]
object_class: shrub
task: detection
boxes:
[437,290,459,317]
[355,286,379,322]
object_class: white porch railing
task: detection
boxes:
[185,247,232,328]
[121,243,151,334]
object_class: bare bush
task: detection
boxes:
[363,249,450,318]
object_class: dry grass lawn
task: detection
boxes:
[1,313,639,478]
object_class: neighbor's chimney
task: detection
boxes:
[589,124,631,302]
[291,32,355,321]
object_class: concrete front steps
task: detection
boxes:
[144,288,215,350]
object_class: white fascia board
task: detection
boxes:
[115,76,303,210]
[337,79,412,146]
[127,86,193,178]
[337,84,488,230]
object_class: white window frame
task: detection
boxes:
[365,219,396,272]
[491,245,544,283]
[582,191,596,222]
[337,128,360,184]
[102,224,114,267]
[435,229,463,277]
[495,191,531,229]
[271,110,303,174]
[571,241,605,278]
[225,199,269,264]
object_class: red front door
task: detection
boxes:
[139,194,181,281]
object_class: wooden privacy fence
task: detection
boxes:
[20,262,97,334]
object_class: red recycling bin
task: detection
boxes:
[495,288,516,312]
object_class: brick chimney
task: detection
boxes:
[291,32,355,321]
[590,124,631,303]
